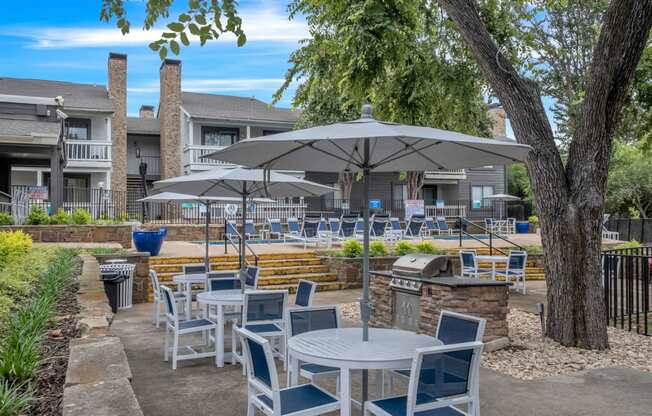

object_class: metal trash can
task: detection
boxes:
[99,263,136,310]
[100,272,126,313]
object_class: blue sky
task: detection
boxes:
[0,0,555,137]
[0,0,305,116]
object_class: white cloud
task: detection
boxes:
[128,78,294,94]
[11,9,308,49]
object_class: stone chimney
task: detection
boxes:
[159,59,182,180]
[139,105,155,119]
[487,103,507,137]
[108,52,127,194]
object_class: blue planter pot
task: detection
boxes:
[516,221,530,234]
[132,228,167,256]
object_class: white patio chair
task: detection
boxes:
[232,290,289,374]
[150,269,186,328]
[294,279,317,308]
[160,285,218,370]
[388,310,486,395]
[286,306,341,389]
[496,250,528,294]
[436,216,453,235]
[245,219,261,240]
[265,218,283,240]
[368,342,484,416]
[507,217,517,234]
[386,217,405,240]
[236,326,340,416]
[405,215,425,238]
[459,250,492,279]
[423,217,439,237]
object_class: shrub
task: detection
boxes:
[369,241,388,257]
[342,239,363,258]
[615,240,641,249]
[0,380,31,415]
[528,215,539,225]
[25,207,48,225]
[0,213,12,226]
[0,231,32,270]
[414,241,441,254]
[394,240,415,256]
[71,208,92,224]
[0,249,55,319]
[49,208,72,225]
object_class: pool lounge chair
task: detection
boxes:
[387,217,405,240]
[370,214,390,240]
[338,214,359,240]
[423,217,439,236]
[405,215,425,238]
[435,216,453,235]
[225,220,240,240]
[283,218,302,242]
[328,218,341,236]
[264,218,283,240]
[245,219,261,240]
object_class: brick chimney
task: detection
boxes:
[108,52,127,194]
[159,59,182,180]
[139,105,155,119]
[487,103,507,137]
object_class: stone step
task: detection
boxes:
[149,251,318,265]
[151,258,324,275]
[259,281,348,294]
[258,272,339,286]
[259,265,331,277]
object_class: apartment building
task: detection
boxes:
[0,52,509,218]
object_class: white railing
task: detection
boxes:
[66,140,111,161]
[425,204,466,218]
[424,169,466,180]
[174,202,307,222]
[184,145,235,169]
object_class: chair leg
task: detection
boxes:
[214,327,219,367]
[172,332,179,370]
[247,397,255,416]
[153,298,160,328]
[231,326,238,365]
[163,324,170,362]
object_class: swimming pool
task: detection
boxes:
[199,234,490,245]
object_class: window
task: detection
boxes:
[471,185,494,208]
[201,126,239,146]
[66,118,91,140]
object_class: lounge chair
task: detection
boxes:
[436,216,453,235]
[423,217,439,236]
[328,218,341,236]
[283,217,302,242]
[370,213,390,240]
[264,218,283,240]
[338,214,359,240]
[225,220,240,240]
[405,214,425,238]
[244,219,260,240]
[387,217,405,240]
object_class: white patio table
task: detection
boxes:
[172,273,206,320]
[196,290,244,367]
[476,254,508,280]
[287,327,440,416]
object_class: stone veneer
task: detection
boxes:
[320,255,398,287]
[0,225,132,248]
[369,273,509,342]
[108,53,128,195]
[159,59,182,180]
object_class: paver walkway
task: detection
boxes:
[110,285,652,416]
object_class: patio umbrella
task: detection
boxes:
[138,192,274,272]
[483,193,521,219]
[207,104,530,336]
[151,168,334,288]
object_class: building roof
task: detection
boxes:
[180,92,298,124]
[0,77,113,112]
[0,118,60,138]
[127,117,160,135]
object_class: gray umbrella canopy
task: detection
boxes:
[484,193,521,201]
[152,168,334,287]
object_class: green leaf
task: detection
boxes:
[167,22,185,32]
[180,32,190,46]
[170,40,180,55]
[188,23,200,36]
[195,14,207,25]
[178,13,191,23]
[162,32,177,39]
[237,34,246,47]
[159,46,168,60]
[149,42,161,51]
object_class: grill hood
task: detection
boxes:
[392,254,451,278]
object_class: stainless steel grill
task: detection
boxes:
[391,254,450,279]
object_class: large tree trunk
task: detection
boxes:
[406,171,425,200]
[438,0,652,349]
[338,171,355,200]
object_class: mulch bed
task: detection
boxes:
[28,258,81,416]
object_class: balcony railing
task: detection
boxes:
[184,145,235,170]
[424,169,466,180]
[65,140,111,162]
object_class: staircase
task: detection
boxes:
[148,251,346,300]
[444,247,546,281]
[126,176,145,219]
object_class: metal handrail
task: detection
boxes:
[222,224,259,266]
[457,217,524,255]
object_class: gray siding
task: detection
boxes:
[305,171,404,201]
[458,166,506,201]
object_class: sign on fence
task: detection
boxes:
[404,199,424,219]
[369,199,381,209]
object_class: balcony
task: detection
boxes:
[424,169,466,181]
[184,145,236,171]
[65,140,112,169]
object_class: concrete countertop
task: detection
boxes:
[370,270,511,287]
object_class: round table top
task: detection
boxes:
[196,290,244,305]
[288,328,440,370]
[173,273,206,283]
[476,255,508,261]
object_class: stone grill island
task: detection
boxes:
[369,254,510,345]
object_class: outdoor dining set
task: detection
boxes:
[148,265,487,416]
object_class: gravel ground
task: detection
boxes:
[484,310,652,380]
[341,302,652,380]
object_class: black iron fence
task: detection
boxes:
[602,245,651,336]
[604,218,652,243]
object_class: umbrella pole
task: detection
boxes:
[240,184,247,292]
[361,139,371,411]
[205,201,211,273]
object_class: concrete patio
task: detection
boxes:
[109,283,652,416]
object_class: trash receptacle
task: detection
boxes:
[100,272,126,313]
[100,263,135,311]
